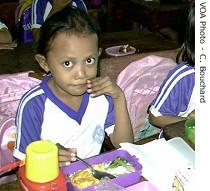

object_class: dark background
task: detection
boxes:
[0,0,191,44]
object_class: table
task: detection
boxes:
[0,30,179,75]
[0,43,41,75]
[163,120,195,150]
[124,1,190,43]
[101,30,179,54]
[0,176,147,191]
[134,120,195,150]
[127,1,190,27]
[97,120,195,153]
[0,120,193,190]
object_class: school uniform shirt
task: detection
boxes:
[13,75,115,160]
[149,62,195,117]
[31,0,87,29]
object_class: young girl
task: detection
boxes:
[148,4,195,128]
[14,6,133,167]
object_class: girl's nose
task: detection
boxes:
[75,65,86,78]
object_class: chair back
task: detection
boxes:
[0,71,40,185]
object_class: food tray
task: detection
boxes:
[62,149,142,191]
[126,181,159,191]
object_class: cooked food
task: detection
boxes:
[69,168,99,189]
[119,44,131,53]
[69,157,135,189]
[107,157,135,176]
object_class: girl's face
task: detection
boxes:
[39,32,100,97]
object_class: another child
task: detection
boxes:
[31,0,87,41]
[0,20,17,50]
[148,4,195,128]
[14,6,133,167]
[0,20,12,43]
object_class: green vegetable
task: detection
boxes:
[108,157,129,169]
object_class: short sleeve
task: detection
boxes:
[150,64,195,117]
[31,0,51,29]
[14,93,45,160]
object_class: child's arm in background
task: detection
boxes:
[87,76,134,148]
[148,112,187,128]
[148,109,195,129]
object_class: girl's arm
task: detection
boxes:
[87,77,134,148]
[110,93,134,147]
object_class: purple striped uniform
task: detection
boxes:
[31,0,87,29]
[14,75,115,160]
[149,62,195,117]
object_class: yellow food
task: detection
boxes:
[69,159,135,189]
[69,164,107,189]
[70,168,99,189]
[119,44,131,53]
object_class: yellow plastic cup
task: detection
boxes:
[25,140,59,183]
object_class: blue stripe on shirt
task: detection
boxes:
[150,63,195,116]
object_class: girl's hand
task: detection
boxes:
[87,77,123,99]
[87,77,133,147]
[58,148,77,167]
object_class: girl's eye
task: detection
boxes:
[86,58,95,65]
[63,61,73,68]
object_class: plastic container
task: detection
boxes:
[126,181,159,191]
[185,118,195,144]
[25,140,59,183]
[92,177,126,191]
[167,137,195,167]
[18,165,67,191]
[62,149,142,191]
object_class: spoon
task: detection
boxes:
[75,155,116,180]
[56,143,116,180]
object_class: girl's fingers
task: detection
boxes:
[58,154,71,167]
[88,83,112,97]
[87,76,123,98]
[87,77,112,94]
[58,148,77,167]
[89,81,111,94]
[59,150,76,159]
[59,161,71,167]
[88,76,110,86]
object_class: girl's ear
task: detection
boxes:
[34,54,49,73]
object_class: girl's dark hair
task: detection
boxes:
[176,4,195,66]
[37,6,101,56]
